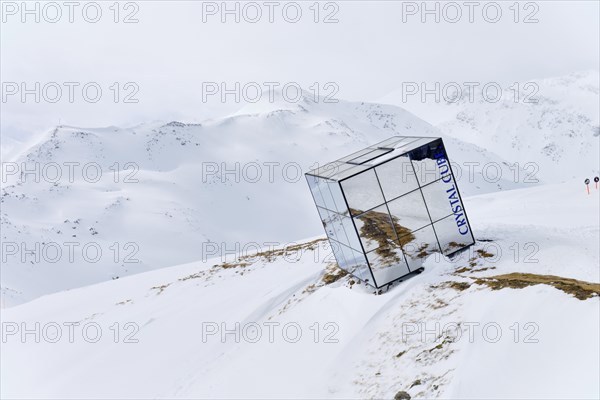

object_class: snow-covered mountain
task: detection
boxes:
[379,71,600,182]
[1,72,599,399]
[1,93,527,306]
[2,179,598,399]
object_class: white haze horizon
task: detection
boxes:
[1,0,599,154]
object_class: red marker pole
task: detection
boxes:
[595,177,599,189]
[585,179,590,194]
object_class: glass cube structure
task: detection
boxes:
[305,136,475,288]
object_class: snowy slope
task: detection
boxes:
[1,179,598,399]
[1,93,527,306]
[379,71,600,182]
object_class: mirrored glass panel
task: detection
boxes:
[331,163,371,181]
[375,155,419,201]
[329,240,349,273]
[317,177,338,212]
[410,158,441,187]
[360,139,425,167]
[340,215,362,251]
[328,180,349,216]
[340,243,370,282]
[353,204,396,252]
[387,190,431,234]
[433,214,475,256]
[340,169,385,216]
[408,139,447,187]
[366,241,410,287]
[306,135,474,289]
[371,136,406,148]
[306,175,325,208]
[321,208,355,250]
[322,162,359,179]
[316,206,329,223]
[330,212,352,248]
[337,148,375,163]
[392,137,421,150]
[320,207,338,243]
[347,148,394,165]
[400,137,439,154]
[398,224,441,271]
[421,176,463,223]
[310,161,344,179]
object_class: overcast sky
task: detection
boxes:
[1,0,599,151]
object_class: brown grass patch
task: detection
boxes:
[178,238,328,282]
[322,267,348,285]
[455,266,471,274]
[476,249,495,258]
[446,281,471,291]
[475,273,600,300]
[236,238,327,263]
[221,261,250,269]
[471,266,496,273]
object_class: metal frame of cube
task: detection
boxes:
[305,136,475,288]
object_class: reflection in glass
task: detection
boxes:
[410,157,441,187]
[366,241,410,287]
[341,169,385,216]
[398,225,440,271]
[306,136,474,289]
[332,163,371,181]
[315,177,336,212]
[316,206,329,224]
[421,176,463,223]
[408,139,446,187]
[392,137,423,151]
[329,239,348,271]
[375,155,419,201]
[372,136,406,148]
[340,215,362,251]
[331,212,352,248]
[337,148,374,163]
[328,180,349,216]
[348,148,393,165]
[311,161,345,179]
[433,214,475,255]
[387,190,431,233]
[353,205,396,252]
[319,207,338,243]
[340,243,370,282]
[306,175,325,208]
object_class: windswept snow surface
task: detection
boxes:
[2,180,598,399]
[1,93,531,306]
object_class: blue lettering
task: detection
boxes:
[434,145,470,237]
